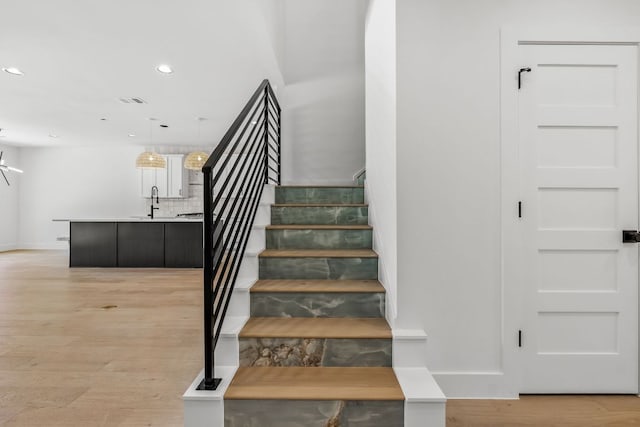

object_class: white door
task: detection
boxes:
[518,43,639,393]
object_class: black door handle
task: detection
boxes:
[518,67,531,90]
[622,230,640,243]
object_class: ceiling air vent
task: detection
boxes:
[118,97,147,104]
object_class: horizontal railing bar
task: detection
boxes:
[208,131,265,242]
[212,161,265,322]
[210,119,265,230]
[213,166,265,342]
[267,120,278,137]
[202,80,280,391]
[203,80,269,171]
[266,84,281,112]
[209,137,266,270]
[267,106,279,124]
[268,153,279,165]
[211,105,265,187]
[267,130,278,147]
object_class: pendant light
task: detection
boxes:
[136,118,166,169]
[185,117,209,170]
[184,151,209,170]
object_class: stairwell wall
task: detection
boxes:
[364,0,398,325]
[278,0,367,185]
[392,0,640,397]
[0,145,20,251]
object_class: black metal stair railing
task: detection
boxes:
[198,80,281,390]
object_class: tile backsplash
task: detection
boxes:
[141,146,211,218]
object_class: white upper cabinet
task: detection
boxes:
[140,154,188,198]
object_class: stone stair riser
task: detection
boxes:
[275,187,364,204]
[239,337,392,367]
[266,228,372,249]
[271,206,368,225]
[224,400,403,427]
[250,292,385,317]
[259,257,378,280]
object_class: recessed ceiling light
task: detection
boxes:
[128,134,136,137]
[156,64,173,74]
[2,67,24,76]
[49,134,58,138]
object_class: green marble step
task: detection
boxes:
[250,279,384,318]
[271,204,368,225]
[225,367,404,426]
[250,290,384,318]
[238,317,392,367]
[275,186,364,204]
[259,249,378,280]
[225,399,403,427]
[266,225,373,249]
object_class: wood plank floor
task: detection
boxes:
[447,395,640,426]
[0,250,203,426]
[2,251,639,426]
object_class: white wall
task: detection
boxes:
[18,146,145,249]
[364,0,398,324]
[391,0,640,397]
[0,145,20,251]
[280,0,367,184]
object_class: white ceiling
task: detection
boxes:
[0,0,282,147]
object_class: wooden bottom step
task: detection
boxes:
[225,367,404,400]
[239,317,391,339]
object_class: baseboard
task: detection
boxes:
[0,243,18,252]
[431,371,518,399]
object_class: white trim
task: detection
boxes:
[500,25,640,395]
[183,366,237,427]
[0,243,18,252]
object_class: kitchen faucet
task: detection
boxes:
[148,186,159,219]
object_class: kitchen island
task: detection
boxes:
[55,218,213,268]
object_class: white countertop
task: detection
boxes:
[53,217,203,223]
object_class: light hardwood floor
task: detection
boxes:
[1,251,639,426]
[447,395,640,427]
[0,250,203,426]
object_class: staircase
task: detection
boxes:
[223,185,405,426]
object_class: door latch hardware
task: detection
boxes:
[518,330,522,347]
[622,230,640,243]
[518,67,531,90]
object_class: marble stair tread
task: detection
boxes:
[225,367,404,400]
[259,249,378,258]
[266,224,372,230]
[250,279,384,293]
[273,203,368,207]
[278,185,364,188]
[239,317,391,339]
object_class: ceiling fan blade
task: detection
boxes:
[7,166,23,173]
[1,169,9,186]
